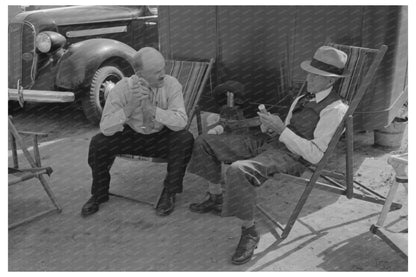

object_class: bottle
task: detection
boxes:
[137,77,155,133]
[258,104,271,134]
[258,104,268,114]
[141,97,155,132]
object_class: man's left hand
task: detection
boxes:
[257,112,285,136]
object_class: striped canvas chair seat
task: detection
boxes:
[327,42,379,103]
[118,58,214,163]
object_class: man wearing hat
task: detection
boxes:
[187,46,349,264]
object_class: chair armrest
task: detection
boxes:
[219,117,261,129]
[18,131,49,137]
[195,105,203,135]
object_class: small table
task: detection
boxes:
[370,153,408,259]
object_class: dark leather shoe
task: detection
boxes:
[231,225,260,265]
[189,193,222,215]
[81,195,109,217]
[156,189,176,216]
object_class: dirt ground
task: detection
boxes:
[8,103,408,271]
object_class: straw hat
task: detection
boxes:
[301,46,348,78]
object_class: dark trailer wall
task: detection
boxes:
[158,6,407,131]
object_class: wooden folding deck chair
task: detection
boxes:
[109,58,215,206]
[370,153,408,260]
[8,116,62,229]
[256,43,402,240]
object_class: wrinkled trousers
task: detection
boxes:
[88,125,194,197]
[187,133,306,220]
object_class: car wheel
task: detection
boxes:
[82,65,124,124]
[8,100,23,114]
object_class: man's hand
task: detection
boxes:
[136,77,156,118]
[131,76,151,102]
[125,76,153,117]
[257,112,285,136]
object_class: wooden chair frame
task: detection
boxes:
[255,43,402,240]
[109,58,215,207]
[369,153,408,260]
[8,117,62,229]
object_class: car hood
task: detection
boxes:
[13,5,148,26]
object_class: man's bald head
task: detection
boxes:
[133,47,165,72]
[133,47,166,88]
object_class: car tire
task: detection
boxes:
[8,100,23,114]
[82,65,124,124]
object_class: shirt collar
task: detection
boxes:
[314,86,333,103]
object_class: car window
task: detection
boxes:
[148,6,158,15]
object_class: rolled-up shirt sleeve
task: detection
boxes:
[99,80,129,136]
[154,82,188,131]
[279,101,348,164]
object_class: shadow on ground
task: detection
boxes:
[8,107,408,271]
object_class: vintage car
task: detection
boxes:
[8,5,158,123]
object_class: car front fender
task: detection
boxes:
[56,38,137,92]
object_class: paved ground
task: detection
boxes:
[8,103,408,271]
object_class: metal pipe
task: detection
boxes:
[8,89,75,103]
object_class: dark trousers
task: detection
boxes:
[188,134,306,220]
[88,125,194,197]
[187,133,268,184]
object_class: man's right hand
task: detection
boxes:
[131,75,151,101]
[124,75,151,117]
[258,112,285,137]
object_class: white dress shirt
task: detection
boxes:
[100,75,188,136]
[279,87,348,164]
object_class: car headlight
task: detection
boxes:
[35,33,51,53]
[35,31,66,53]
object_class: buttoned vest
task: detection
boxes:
[287,91,341,140]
